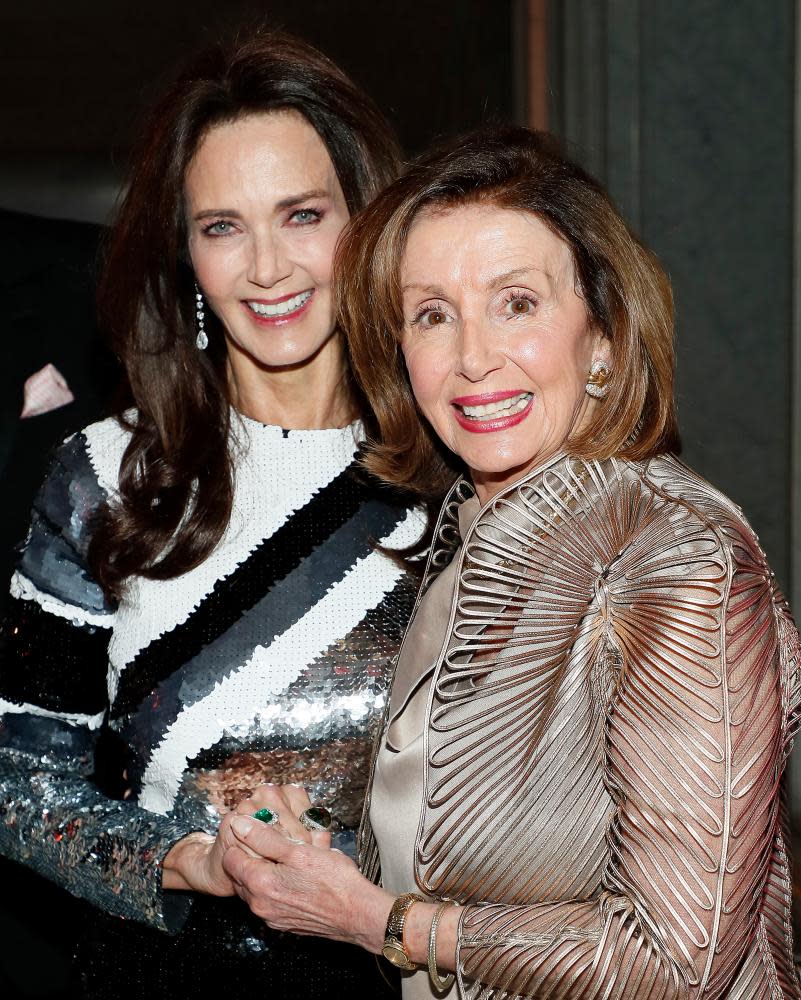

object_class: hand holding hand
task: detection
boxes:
[222,815,394,953]
[163,782,328,895]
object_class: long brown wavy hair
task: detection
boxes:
[336,126,680,501]
[89,29,401,600]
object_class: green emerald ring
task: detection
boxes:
[252,807,279,825]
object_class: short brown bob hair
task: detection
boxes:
[336,126,680,501]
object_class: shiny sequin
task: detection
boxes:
[0,416,423,947]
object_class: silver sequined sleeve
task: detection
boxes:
[0,434,198,931]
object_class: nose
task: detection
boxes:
[456,317,503,383]
[248,230,292,288]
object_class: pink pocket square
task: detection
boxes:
[20,363,75,419]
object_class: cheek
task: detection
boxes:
[190,241,244,299]
[402,342,446,411]
[302,227,345,286]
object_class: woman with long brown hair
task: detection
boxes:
[0,29,422,999]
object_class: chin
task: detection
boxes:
[237,339,329,370]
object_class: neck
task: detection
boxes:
[470,448,566,506]
[226,336,356,430]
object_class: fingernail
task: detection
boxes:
[231,816,254,837]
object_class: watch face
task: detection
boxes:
[382,939,414,970]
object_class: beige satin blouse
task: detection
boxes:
[371,497,479,999]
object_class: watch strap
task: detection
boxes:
[383,892,425,969]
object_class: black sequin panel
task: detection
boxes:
[0,596,110,714]
[111,463,399,719]
[0,712,95,771]
[18,432,113,615]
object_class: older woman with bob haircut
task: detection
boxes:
[221,127,801,1000]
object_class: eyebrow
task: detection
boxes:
[275,188,330,209]
[403,266,552,295]
[486,266,552,290]
[192,189,331,221]
[193,209,242,221]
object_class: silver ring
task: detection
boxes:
[299,806,332,832]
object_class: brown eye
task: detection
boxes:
[427,310,447,325]
[509,297,531,315]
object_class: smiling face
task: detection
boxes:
[400,204,611,502]
[185,111,350,385]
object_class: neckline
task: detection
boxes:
[234,410,362,439]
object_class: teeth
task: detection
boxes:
[247,290,312,317]
[461,392,532,419]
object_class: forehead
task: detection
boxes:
[401,203,574,287]
[184,110,337,203]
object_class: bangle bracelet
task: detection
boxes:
[428,900,458,992]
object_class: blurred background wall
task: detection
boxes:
[0,1,798,997]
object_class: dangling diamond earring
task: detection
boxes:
[585,359,612,398]
[195,283,208,350]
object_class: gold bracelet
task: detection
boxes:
[382,892,425,970]
[428,900,458,992]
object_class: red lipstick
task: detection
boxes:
[451,390,534,434]
[451,390,525,406]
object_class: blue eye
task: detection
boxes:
[290,208,322,225]
[202,220,233,236]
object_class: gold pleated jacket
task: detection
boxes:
[359,452,801,999]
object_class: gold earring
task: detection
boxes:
[585,360,611,399]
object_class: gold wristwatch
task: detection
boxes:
[382,892,425,970]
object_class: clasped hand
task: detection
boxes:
[222,786,392,954]
[163,782,329,896]
[164,783,391,952]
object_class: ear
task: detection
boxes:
[590,329,613,367]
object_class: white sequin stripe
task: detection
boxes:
[105,422,365,671]
[81,416,130,492]
[138,510,425,815]
[0,696,104,730]
[10,571,113,629]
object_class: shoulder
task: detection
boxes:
[634,453,767,571]
[34,415,131,527]
[12,416,133,617]
[77,413,134,491]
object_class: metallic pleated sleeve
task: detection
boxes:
[0,435,197,931]
[395,455,800,999]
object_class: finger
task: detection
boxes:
[239,785,314,844]
[234,784,285,815]
[281,783,313,814]
[222,845,271,903]
[283,787,332,846]
[229,814,299,862]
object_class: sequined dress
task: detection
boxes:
[0,412,422,998]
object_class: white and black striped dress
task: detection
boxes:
[0,412,422,994]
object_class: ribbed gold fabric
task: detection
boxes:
[360,453,801,1000]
